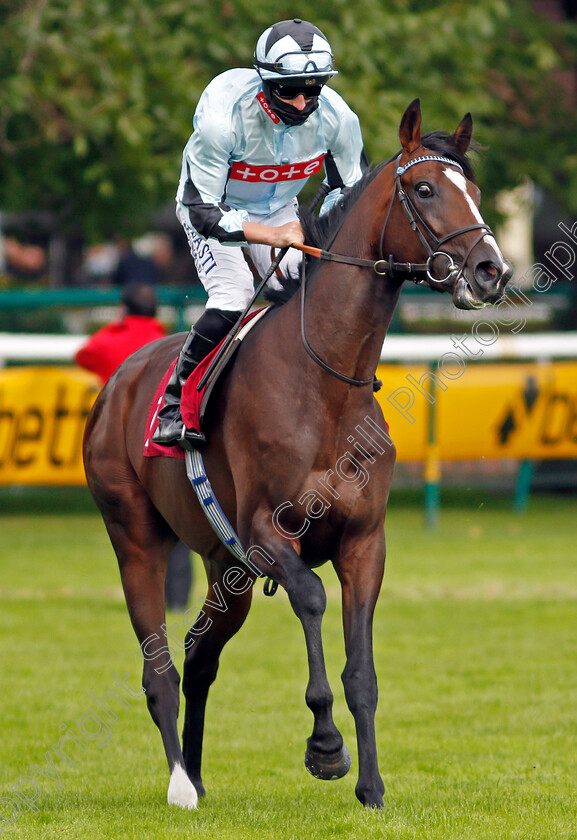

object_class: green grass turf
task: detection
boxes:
[1,486,576,838]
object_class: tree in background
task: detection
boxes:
[1,0,576,247]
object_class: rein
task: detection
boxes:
[299,256,374,387]
[294,152,494,387]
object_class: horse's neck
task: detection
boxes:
[303,172,402,381]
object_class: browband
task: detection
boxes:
[396,155,464,177]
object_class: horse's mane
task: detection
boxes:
[264,130,477,307]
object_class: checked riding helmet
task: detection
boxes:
[254,18,337,125]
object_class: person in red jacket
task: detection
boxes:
[76,282,192,610]
[75,282,166,384]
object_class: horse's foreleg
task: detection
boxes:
[181,560,253,796]
[100,493,198,810]
[334,529,386,808]
[245,517,350,781]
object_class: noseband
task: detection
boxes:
[296,152,495,386]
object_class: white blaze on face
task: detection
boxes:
[443,167,505,265]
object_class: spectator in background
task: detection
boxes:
[75,282,193,610]
[77,242,119,286]
[113,234,174,287]
[74,283,166,383]
[77,233,175,287]
[0,236,47,285]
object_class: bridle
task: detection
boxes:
[390,154,494,286]
[295,152,495,387]
[296,153,494,286]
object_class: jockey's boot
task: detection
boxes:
[152,309,241,449]
[152,329,217,449]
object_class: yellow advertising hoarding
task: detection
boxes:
[1,361,576,486]
[376,360,577,461]
[0,366,100,486]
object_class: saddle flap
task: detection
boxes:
[143,307,269,458]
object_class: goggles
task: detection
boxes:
[258,50,335,76]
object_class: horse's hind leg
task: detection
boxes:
[89,471,198,809]
[181,560,253,795]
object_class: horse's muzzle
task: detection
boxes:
[452,275,488,309]
[454,257,512,309]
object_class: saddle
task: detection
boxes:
[144,307,269,459]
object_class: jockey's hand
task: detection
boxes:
[243,220,305,248]
[272,221,305,247]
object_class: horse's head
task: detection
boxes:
[389,99,512,309]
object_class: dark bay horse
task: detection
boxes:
[83,100,510,810]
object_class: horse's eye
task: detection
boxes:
[416,182,433,198]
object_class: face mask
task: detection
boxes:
[262,82,320,126]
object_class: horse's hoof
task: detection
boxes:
[360,795,385,809]
[191,779,206,798]
[167,764,198,809]
[304,744,352,780]
[356,780,385,808]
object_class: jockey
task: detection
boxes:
[153,18,365,448]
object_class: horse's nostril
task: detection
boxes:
[474,261,501,286]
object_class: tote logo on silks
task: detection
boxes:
[256,91,281,124]
[229,154,326,184]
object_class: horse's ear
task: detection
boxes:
[451,113,473,154]
[399,99,422,153]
